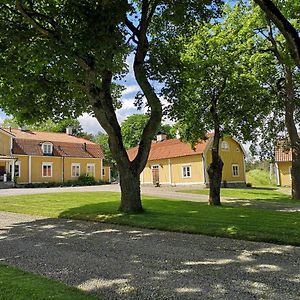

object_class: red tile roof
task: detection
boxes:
[127,138,210,161]
[4,128,103,159]
[275,147,292,162]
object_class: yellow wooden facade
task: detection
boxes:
[276,162,291,186]
[0,129,109,185]
[140,137,246,186]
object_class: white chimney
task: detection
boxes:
[176,129,180,139]
[156,132,167,142]
[66,126,73,135]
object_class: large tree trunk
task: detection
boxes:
[284,67,300,200]
[207,97,224,206]
[207,152,224,206]
[119,168,143,213]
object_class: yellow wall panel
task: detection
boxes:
[205,137,245,183]
[278,162,291,186]
[0,132,11,156]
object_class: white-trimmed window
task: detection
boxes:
[42,142,53,155]
[71,163,80,177]
[182,165,192,178]
[9,161,21,177]
[86,164,95,177]
[221,141,229,151]
[232,164,239,177]
[42,162,53,177]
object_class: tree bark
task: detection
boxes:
[284,67,300,200]
[207,97,223,206]
[118,167,143,213]
[253,0,300,68]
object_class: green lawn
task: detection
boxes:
[178,187,292,201]
[0,192,299,245]
[0,264,101,300]
[246,169,277,187]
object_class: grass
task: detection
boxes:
[0,263,101,300]
[0,192,299,245]
[246,169,276,187]
[178,187,292,201]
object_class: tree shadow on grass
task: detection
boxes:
[0,214,299,300]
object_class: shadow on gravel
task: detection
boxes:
[0,216,299,300]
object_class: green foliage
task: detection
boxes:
[0,192,299,245]
[151,3,276,147]
[93,132,118,180]
[120,114,175,149]
[0,264,102,300]
[246,169,277,187]
[77,174,97,185]
[1,117,90,138]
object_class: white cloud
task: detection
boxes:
[122,84,140,98]
[78,113,104,135]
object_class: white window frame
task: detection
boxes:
[71,163,81,177]
[42,162,53,177]
[42,142,53,155]
[232,164,239,177]
[182,165,192,178]
[86,163,95,177]
[221,141,229,151]
[9,161,21,177]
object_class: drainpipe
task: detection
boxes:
[62,156,65,183]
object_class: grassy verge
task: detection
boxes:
[0,192,299,245]
[0,264,101,300]
[178,187,293,201]
[246,169,276,187]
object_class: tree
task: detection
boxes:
[94,132,118,180]
[253,0,300,68]
[0,1,222,212]
[1,117,91,138]
[150,3,274,205]
[249,1,300,200]
[121,114,175,149]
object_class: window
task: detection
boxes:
[102,168,105,177]
[71,163,80,177]
[9,161,21,177]
[221,141,229,151]
[42,142,53,155]
[86,164,95,177]
[182,165,192,178]
[42,163,53,177]
[232,164,239,177]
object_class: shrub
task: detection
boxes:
[77,174,97,186]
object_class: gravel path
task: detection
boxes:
[0,211,299,299]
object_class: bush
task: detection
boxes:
[77,174,97,186]
[16,176,106,189]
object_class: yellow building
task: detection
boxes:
[275,144,292,186]
[0,127,110,187]
[128,134,246,187]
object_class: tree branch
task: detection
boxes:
[253,0,300,68]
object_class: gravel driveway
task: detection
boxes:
[0,211,299,299]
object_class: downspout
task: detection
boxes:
[275,162,280,186]
[62,156,65,183]
[28,156,32,183]
[202,154,207,185]
[168,159,172,185]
